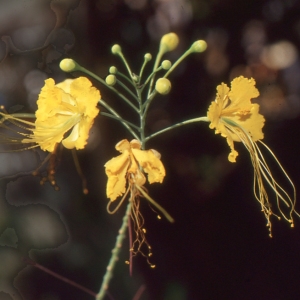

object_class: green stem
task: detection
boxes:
[116,79,140,103]
[138,89,146,149]
[145,116,209,142]
[96,201,132,300]
[117,52,134,80]
[138,57,150,84]
[99,100,140,141]
[147,51,164,98]
[141,66,163,93]
[100,112,141,132]
[78,66,139,113]
[116,70,135,87]
[142,90,157,112]
[9,113,36,119]
[163,48,194,78]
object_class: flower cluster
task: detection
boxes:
[1,32,299,300]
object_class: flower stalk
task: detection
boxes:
[96,201,132,300]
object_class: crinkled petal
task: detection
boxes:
[130,139,142,149]
[227,76,259,111]
[116,139,131,153]
[36,79,68,121]
[105,152,130,201]
[226,103,265,141]
[216,82,230,109]
[226,135,239,163]
[69,77,100,117]
[207,83,230,128]
[207,101,220,129]
[56,79,72,94]
[132,148,166,183]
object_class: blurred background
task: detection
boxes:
[1,0,300,299]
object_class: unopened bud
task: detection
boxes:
[190,40,207,53]
[111,44,122,55]
[106,74,117,86]
[59,59,77,72]
[155,78,171,95]
[109,66,118,74]
[144,53,152,61]
[161,60,172,70]
[132,73,139,82]
[160,33,179,53]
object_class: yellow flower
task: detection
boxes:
[207,76,298,235]
[207,76,263,162]
[105,139,170,265]
[105,139,165,201]
[23,77,100,152]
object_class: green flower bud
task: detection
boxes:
[155,78,171,95]
[144,53,152,61]
[160,33,179,53]
[59,59,77,72]
[106,74,117,86]
[111,44,122,55]
[161,60,172,70]
[109,66,118,74]
[132,73,139,82]
[190,40,207,53]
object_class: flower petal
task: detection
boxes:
[225,135,239,162]
[105,152,130,201]
[227,76,259,111]
[62,122,80,149]
[226,103,265,141]
[132,148,166,183]
[69,77,100,118]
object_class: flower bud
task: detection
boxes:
[144,53,152,61]
[190,40,207,53]
[160,33,179,53]
[111,44,122,55]
[161,60,172,70]
[106,74,117,86]
[109,66,118,74]
[59,59,77,72]
[155,78,171,95]
[132,73,139,82]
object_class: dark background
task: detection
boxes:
[1,0,300,299]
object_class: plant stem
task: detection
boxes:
[96,201,132,300]
[100,112,141,132]
[78,66,139,113]
[99,100,140,141]
[9,113,36,119]
[145,116,209,142]
[163,47,194,78]
[116,79,140,103]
